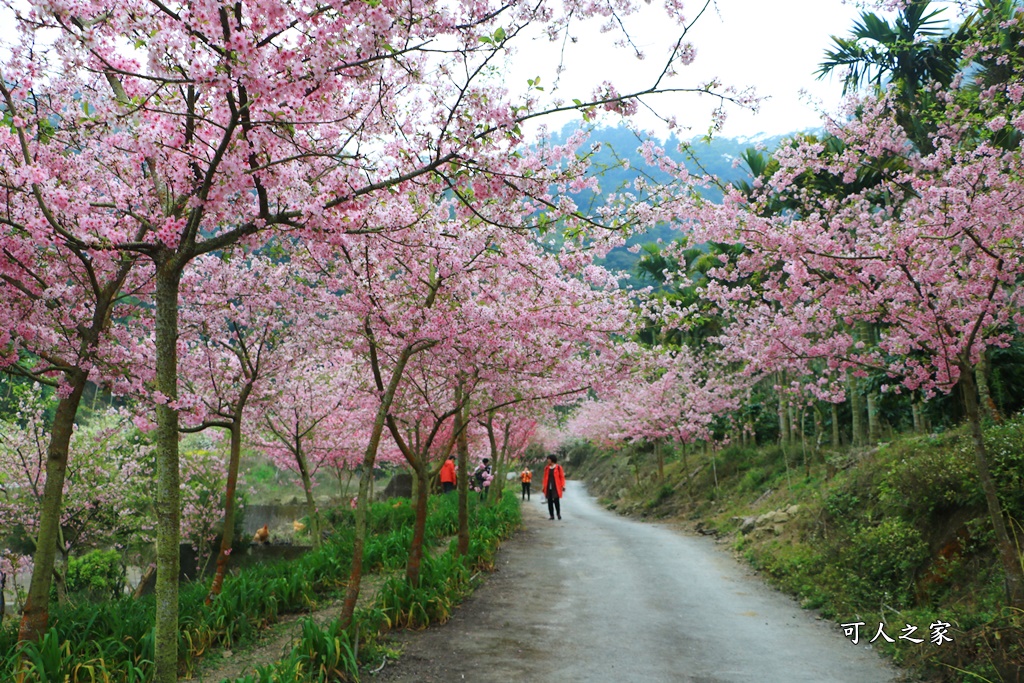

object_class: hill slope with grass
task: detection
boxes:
[565,417,1024,682]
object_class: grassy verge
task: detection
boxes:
[0,490,520,682]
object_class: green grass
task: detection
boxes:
[1,488,521,683]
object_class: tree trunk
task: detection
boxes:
[484,416,498,502]
[960,363,1024,608]
[208,410,246,603]
[799,407,810,478]
[976,349,1003,422]
[339,344,417,630]
[788,403,799,446]
[866,391,881,443]
[51,560,68,607]
[831,403,840,447]
[493,420,513,502]
[849,376,865,447]
[455,387,470,556]
[294,442,321,548]
[405,465,429,587]
[655,439,665,481]
[18,368,87,643]
[153,264,183,683]
[777,384,790,448]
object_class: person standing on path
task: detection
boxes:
[520,467,532,501]
[542,455,565,520]
[440,454,457,494]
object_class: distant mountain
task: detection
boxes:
[546,124,805,286]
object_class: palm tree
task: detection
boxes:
[816,1,975,151]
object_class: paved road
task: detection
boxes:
[375,481,900,683]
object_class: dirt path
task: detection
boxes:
[371,481,903,683]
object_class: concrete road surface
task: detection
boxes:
[374,481,901,683]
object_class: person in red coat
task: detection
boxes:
[542,455,566,520]
[439,454,457,494]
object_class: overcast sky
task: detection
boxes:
[507,0,876,139]
[511,0,970,139]
[0,0,967,139]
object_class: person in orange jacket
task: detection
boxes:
[541,455,566,520]
[439,454,457,494]
[520,467,533,501]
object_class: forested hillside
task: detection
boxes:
[547,124,798,281]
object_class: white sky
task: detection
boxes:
[508,0,968,138]
[0,0,967,139]
[507,0,869,138]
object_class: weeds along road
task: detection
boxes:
[374,481,899,683]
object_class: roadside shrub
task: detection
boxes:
[844,518,929,608]
[982,419,1024,519]
[822,484,867,534]
[740,466,769,492]
[878,443,978,518]
[647,483,674,508]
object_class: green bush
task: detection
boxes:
[878,444,978,518]
[64,548,126,600]
[844,518,929,608]
[822,485,864,532]
[982,420,1024,519]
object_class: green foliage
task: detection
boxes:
[745,542,844,615]
[844,518,929,608]
[651,483,674,506]
[878,440,979,518]
[823,486,863,530]
[236,617,360,683]
[979,419,1024,519]
[1,489,521,682]
[63,549,126,601]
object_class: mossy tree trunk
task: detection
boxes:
[17,253,133,644]
[153,263,183,683]
[960,362,1024,608]
[18,369,87,643]
[455,385,470,557]
[340,340,428,629]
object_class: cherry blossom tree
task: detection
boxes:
[0,95,148,640]
[176,254,310,599]
[258,350,374,548]
[565,343,744,478]
[681,82,1024,605]
[2,0,755,675]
